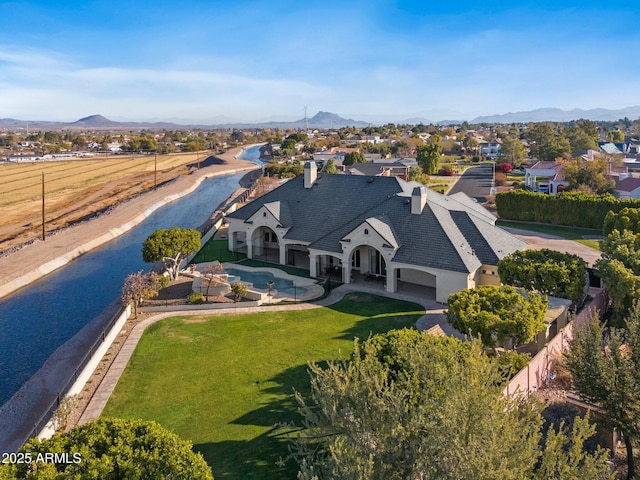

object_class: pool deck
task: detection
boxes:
[220,262,323,302]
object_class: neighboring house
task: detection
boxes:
[524,161,569,193]
[345,162,410,180]
[225,162,527,303]
[599,142,625,155]
[613,176,640,199]
[107,142,122,152]
[479,142,501,159]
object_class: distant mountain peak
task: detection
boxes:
[304,111,368,128]
[471,106,640,124]
[72,114,117,126]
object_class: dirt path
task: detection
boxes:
[0,146,260,300]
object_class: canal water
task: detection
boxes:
[0,146,263,407]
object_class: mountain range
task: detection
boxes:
[1,107,639,131]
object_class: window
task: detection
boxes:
[364,228,369,235]
[352,249,361,268]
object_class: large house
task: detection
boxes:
[225,162,527,303]
[524,161,569,193]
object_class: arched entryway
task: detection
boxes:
[250,226,280,263]
[349,245,387,286]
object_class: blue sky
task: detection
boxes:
[1,0,638,124]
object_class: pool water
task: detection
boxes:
[224,268,299,295]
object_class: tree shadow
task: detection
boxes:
[323,292,423,342]
[195,363,316,479]
[192,294,422,479]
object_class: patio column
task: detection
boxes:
[309,252,318,277]
[279,242,286,265]
[247,238,253,259]
[386,266,397,293]
[227,231,234,252]
[343,264,351,284]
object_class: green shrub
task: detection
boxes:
[189,292,204,304]
[493,350,531,380]
[230,282,248,302]
[263,163,304,178]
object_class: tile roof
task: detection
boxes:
[228,172,526,273]
[615,177,640,192]
[528,161,562,171]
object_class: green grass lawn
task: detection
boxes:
[497,220,602,250]
[193,238,247,264]
[102,293,423,480]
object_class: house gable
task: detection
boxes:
[340,216,400,255]
[245,201,292,235]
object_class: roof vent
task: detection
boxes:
[367,177,374,183]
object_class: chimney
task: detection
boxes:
[304,161,317,188]
[411,186,427,214]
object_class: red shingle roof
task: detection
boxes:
[615,177,640,192]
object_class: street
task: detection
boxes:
[447,164,494,202]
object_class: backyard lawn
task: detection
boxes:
[102,293,423,479]
[192,238,246,263]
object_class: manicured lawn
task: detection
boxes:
[497,220,602,250]
[102,293,423,479]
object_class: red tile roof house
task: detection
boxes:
[524,161,570,193]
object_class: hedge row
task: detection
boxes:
[263,163,304,178]
[495,190,640,229]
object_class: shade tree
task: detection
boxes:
[291,329,612,480]
[0,418,214,479]
[142,227,201,280]
[416,143,442,175]
[596,208,640,318]
[497,249,587,304]
[446,285,547,348]
[343,151,366,166]
[565,303,640,479]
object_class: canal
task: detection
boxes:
[0,146,262,408]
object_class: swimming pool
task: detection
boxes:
[224,268,300,295]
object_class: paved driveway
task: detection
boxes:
[502,227,601,266]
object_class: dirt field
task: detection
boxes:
[0,151,215,253]
[0,146,261,300]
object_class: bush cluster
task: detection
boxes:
[264,163,304,178]
[496,190,640,229]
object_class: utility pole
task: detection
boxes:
[154,151,157,189]
[41,171,45,241]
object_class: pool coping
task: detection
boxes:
[219,262,324,302]
[222,262,323,302]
